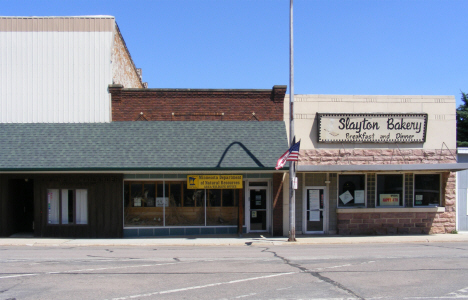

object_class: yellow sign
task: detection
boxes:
[187,175,243,189]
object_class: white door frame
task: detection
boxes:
[245,181,271,233]
[303,185,327,234]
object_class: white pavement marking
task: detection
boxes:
[108,272,297,300]
[234,293,257,298]
[276,286,293,291]
[310,260,375,272]
[0,273,37,279]
[0,261,181,280]
[403,286,468,299]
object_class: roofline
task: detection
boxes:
[0,167,286,173]
[109,86,286,93]
[0,16,115,19]
[285,94,455,98]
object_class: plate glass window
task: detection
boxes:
[338,175,366,207]
[376,174,403,207]
[414,174,440,206]
[123,181,239,227]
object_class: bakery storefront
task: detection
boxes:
[283,95,466,235]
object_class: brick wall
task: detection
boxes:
[334,170,456,235]
[299,149,457,165]
[109,85,286,121]
[299,149,457,235]
[111,25,144,88]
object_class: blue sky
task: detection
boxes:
[2,0,467,106]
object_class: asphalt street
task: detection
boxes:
[1,235,468,300]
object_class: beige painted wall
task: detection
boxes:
[283,95,456,150]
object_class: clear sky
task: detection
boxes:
[2,0,467,106]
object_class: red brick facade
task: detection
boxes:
[109,85,286,122]
[299,149,457,235]
[337,174,456,235]
[109,84,287,236]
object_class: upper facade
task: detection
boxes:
[0,16,144,123]
[284,94,456,151]
[109,85,286,121]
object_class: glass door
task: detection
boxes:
[249,188,267,231]
[304,187,325,233]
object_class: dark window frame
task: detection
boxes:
[337,174,367,208]
[376,174,404,207]
[413,173,441,207]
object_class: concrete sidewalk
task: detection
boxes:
[1,233,468,247]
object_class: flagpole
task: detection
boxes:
[288,0,296,242]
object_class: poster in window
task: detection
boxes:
[339,190,353,204]
[252,211,257,218]
[255,195,262,206]
[354,190,365,204]
[415,194,423,205]
[308,190,320,221]
[134,197,142,207]
[379,194,399,206]
[156,197,169,207]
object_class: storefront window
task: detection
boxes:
[376,174,403,207]
[124,181,239,227]
[414,174,440,206]
[338,174,366,207]
[47,189,88,225]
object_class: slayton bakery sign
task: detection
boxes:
[318,113,427,143]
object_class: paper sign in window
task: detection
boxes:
[354,190,365,204]
[379,194,399,206]
[156,197,169,207]
[339,190,354,204]
[134,197,142,207]
[308,190,320,221]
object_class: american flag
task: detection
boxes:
[275,140,301,170]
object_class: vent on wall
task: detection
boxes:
[135,112,148,121]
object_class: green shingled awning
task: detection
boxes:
[0,121,288,171]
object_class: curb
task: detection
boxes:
[1,234,467,247]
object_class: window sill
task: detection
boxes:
[336,207,445,213]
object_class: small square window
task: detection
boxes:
[338,174,366,207]
[414,174,440,206]
[376,174,403,207]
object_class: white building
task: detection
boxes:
[0,16,144,123]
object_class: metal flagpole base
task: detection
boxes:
[288,231,297,242]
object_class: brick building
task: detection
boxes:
[0,85,289,238]
[282,94,467,235]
